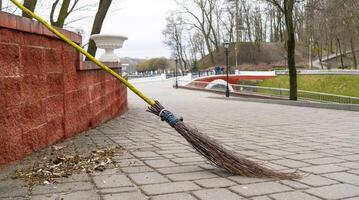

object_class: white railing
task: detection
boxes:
[237,71,276,76]
[276,69,359,75]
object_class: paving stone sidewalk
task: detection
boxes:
[1,80,359,200]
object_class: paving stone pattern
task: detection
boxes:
[1,80,359,199]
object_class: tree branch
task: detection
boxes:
[265,0,285,13]
[50,0,59,25]
[65,0,79,18]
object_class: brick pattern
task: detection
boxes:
[78,60,121,71]
[0,14,127,167]
[0,12,81,43]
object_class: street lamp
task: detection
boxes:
[223,42,230,98]
[175,57,178,89]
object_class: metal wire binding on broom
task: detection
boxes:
[159,109,179,127]
[147,101,183,128]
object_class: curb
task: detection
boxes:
[177,86,285,100]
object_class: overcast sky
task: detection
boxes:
[2,0,178,59]
[99,0,178,59]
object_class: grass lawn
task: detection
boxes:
[258,75,359,97]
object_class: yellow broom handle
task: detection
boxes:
[10,0,155,106]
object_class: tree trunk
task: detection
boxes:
[270,10,274,41]
[50,0,71,28]
[0,0,3,11]
[175,48,184,74]
[56,0,71,27]
[275,9,281,42]
[178,55,185,75]
[336,37,345,69]
[181,56,187,71]
[279,20,284,42]
[203,33,215,65]
[86,0,113,60]
[309,38,313,69]
[285,0,297,100]
[350,37,358,69]
[22,0,37,19]
[200,47,205,59]
[179,44,187,71]
[316,42,323,69]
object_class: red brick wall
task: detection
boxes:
[0,12,128,167]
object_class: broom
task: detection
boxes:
[11,0,299,179]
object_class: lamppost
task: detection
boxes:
[223,42,230,98]
[175,57,178,89]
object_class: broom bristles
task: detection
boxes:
[174,122,300,179]
[148,101,300,179]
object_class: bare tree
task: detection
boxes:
[350,37,357,69]
[343,0,358,68]
[264,0,299,100]
[86,0,113,60]
[253,6,263,48]
[50,0,80,28]
[177,0,219,65]
[242,0,252,42]
[219,5,236,43]
[163,0,358,72]
[22,0,38,19]
[163,14,189,71]
[307,0,359,69]
[191,31,207,60]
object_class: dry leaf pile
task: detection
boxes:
[12,147,123,187]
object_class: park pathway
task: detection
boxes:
[1,79,359,200]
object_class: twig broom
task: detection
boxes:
[11,0,299,179]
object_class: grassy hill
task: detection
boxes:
[259,75,359,97]
[198,42,310,70]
